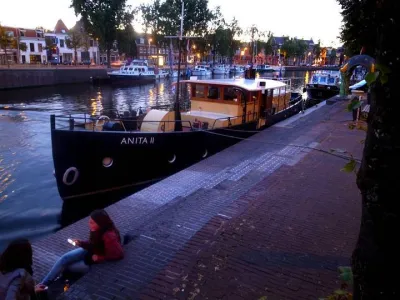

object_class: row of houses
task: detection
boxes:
[0,19,182,66]
[1,19,342,67]
[0,20,105,65]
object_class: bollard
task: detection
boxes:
[69,118,74,131]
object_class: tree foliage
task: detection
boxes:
[0,24,17,66]
[338,0,400,298]
[116,24,137,58]
[139,0,163,48]
[280,38,308,64]
[157,0,213,36]
[70,0,134,66]
[338,0,376,56]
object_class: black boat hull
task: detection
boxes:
[306,84,339,104]
[51,97,304,202]
[109,74,156,85]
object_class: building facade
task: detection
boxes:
[1,19,101,65]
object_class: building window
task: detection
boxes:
[20,43,27,52]
[38,44,42,52]
[30,43,35,52]
[90,39,94,47]
[36,31,43,38]
[20,31,25,37]
[60,39,64,47]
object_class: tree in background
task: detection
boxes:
[338,0,400,298]
[139,0,163,63]
[313,40,321,64]
[0,24,17,67]
[116,24,137,59]
[71,0,134,67]
[65,25,87,64]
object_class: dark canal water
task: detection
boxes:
[0,70,311,251]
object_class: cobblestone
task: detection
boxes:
[30,100,363,299]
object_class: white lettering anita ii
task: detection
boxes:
[121,137,155,145]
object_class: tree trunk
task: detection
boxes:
[352,7,400,298]
[106,48,111,68]
[74,48,78,66]
[4,46,9,68]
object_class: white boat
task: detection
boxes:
[213,65,229,75]
[254,64,275,73]
[229,65,245,74]
[192,65,212,76]
[108,59,156,84]
[155,69,170,79]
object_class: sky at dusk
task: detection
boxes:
[0,0,343,46]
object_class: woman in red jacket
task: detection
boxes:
[41,209,123,286]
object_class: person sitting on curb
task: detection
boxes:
[0,239,47,300]
[40,209,124,286]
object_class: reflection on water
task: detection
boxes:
[0,71,308,251]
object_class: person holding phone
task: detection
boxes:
[0,239,48,299]
[40,209,124,286]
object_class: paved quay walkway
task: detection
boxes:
[31,97,364,299]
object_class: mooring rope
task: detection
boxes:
[201,129,362,163]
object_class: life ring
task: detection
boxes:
[63,167,79,186]
[95,115,110,127]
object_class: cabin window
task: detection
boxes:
[223,87,237,101]
[312,76,318,84]
[207,86,220,100]
[128,68,133,71]
[328,77,335,84]
[250,91,257,102]
[319,76,327,83]
[195,84,205,98]
[124,67,128,71]
[134,68,138,71]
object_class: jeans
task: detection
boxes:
[41,248,90,285]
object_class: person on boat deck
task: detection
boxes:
[0,239,47,300]
[40,209,124,286]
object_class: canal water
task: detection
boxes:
[0,70,311,251]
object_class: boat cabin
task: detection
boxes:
[176,78,291,130]
[309,71,340,86]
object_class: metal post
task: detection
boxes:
[69,118,74,130]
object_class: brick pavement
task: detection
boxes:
[29,99,364,299]
[139,102,363,300]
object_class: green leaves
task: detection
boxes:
[364,64,391,87]
[341,158,357,173]
[365,71,379,86]
[346,100,361,112]
[338,266,354,284]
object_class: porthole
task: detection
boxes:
[168,154,176,164]
[102,157,113,168]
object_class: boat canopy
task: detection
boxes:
[180,78,287,91]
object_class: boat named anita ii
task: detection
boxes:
[50,73,303,201]
[108,59,156,84]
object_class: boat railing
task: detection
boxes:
[210,112,258,129]
[52,114,194,132]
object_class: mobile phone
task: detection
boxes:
[67,239,76,246]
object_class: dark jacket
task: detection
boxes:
[0,269,35,300]
[79,230,124,265]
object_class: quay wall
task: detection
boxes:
[0,68,108,90]
[284,65,340,71]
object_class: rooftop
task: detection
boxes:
[180,78,287,91]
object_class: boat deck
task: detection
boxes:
[31,96,363,299]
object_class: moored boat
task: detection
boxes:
[50,72,303,202]
[108,59,156,84]
[305,70,341,103]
